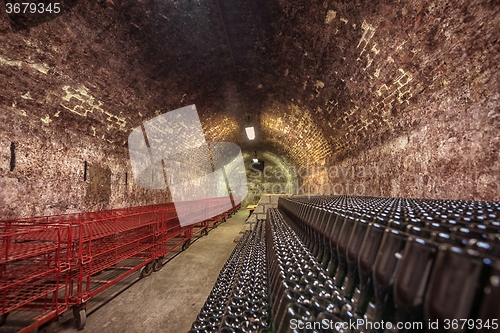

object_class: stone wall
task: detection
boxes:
[0,0,253,218]
[243,194,282,232]
[0,0,498,220]
[261,0,499,201]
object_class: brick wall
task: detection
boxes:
[261,0,499,201]
[244,194,282,231]
[0,0,498,219]
[0,0,238,218]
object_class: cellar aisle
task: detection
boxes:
[58,209,249,333]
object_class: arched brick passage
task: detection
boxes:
[0,0,498,218]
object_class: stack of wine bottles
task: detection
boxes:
[192,195,499,333]
[267,207,341,333]
[275,195,500,332]
[189,220,270,333]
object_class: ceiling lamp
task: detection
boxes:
[245,126,255,140]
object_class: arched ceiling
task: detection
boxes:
[1,0,498,203]
[0,0,325,166]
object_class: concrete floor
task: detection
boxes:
[57,209,247,333]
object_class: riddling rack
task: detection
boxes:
[189,195,500,333]
[0,197,240,332]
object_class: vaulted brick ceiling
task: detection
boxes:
[1,0,498,207]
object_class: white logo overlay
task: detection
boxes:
[128,105,248,226]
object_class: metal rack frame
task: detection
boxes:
[0,197,241,332]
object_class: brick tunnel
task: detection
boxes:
[0,0,499,332]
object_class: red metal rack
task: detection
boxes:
[0,197,241,332]
[0,224,69,333]
[61,209,160,329]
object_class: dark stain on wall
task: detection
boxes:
[86,164,111,205]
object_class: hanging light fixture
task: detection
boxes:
[245,126,255,140]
